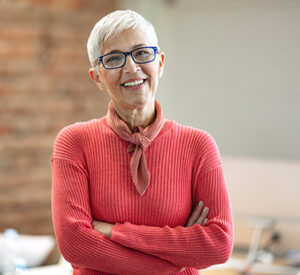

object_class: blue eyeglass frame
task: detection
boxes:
[96,46,158,70]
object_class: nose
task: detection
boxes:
[122,54,140,73]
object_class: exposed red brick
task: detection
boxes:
[0,0,117,239]
[0,125,13,135]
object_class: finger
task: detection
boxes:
[92,220,100,229]
[202,218,209,225]
[195,206,209,225]
[186,201,204,227]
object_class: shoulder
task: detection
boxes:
[169,120,222,172]
[169,120,217,151]
[54,118,104,145]
[52,117,106,161]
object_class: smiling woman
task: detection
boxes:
[89,27,164,129]
[90,28,164,130]
[51,9,233,275]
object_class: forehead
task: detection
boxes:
[101,28,155,54]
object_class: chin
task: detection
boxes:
[128,95,153,109]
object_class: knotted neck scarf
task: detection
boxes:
[106,100,165,196]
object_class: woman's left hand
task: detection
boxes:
[92,220,114,238]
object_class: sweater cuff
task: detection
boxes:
[111,222,125,243]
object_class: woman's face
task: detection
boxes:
[97,28,165,112]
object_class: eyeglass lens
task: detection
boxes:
[102,47,155,69]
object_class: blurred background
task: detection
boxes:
[0,0,299,274]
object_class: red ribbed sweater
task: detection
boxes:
[51,116,233,275]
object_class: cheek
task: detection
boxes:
[103,71,121,88]
[150,71,160,87]
[144,64,160,84]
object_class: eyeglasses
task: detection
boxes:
[95,46,158,70]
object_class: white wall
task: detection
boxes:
[120,0,300,160]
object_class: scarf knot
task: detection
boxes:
[127,132,151,152]
[106,100,165,196]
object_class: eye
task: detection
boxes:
[134,49,151,57]
[104,54,123,65]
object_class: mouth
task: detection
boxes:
[121,78,147,88]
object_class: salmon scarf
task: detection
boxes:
[106,100,165,196]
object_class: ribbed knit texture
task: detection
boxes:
[51,111,233,275]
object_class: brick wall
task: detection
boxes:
[0,0,116,235]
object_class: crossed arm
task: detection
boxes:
[92,202,209,273]
[92,200,209,238]
[52,159,232,273]
[90,166,233,269]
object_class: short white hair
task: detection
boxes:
[87,9,159,67]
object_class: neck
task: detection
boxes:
[114,101,156,131]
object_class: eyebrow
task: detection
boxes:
[104,44,147,55]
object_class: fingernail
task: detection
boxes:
[204,207,209,212]
[198,201,203,207]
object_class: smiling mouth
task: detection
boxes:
[121,79,146,87]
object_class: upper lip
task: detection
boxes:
[121,78,147,85]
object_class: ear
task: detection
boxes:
[89,68,105,91]
[158,52,165,78]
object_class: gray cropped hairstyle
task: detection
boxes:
[87,10,159,67]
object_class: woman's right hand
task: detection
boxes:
[185,201,209,227]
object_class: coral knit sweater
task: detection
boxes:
[51,107,233,275]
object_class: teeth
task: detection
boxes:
[123,79,144,87]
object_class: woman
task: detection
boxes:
[51,10,233,275]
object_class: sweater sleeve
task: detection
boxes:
[52,158,182,275]
[51,124,183,275]
[111,132,233,269]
